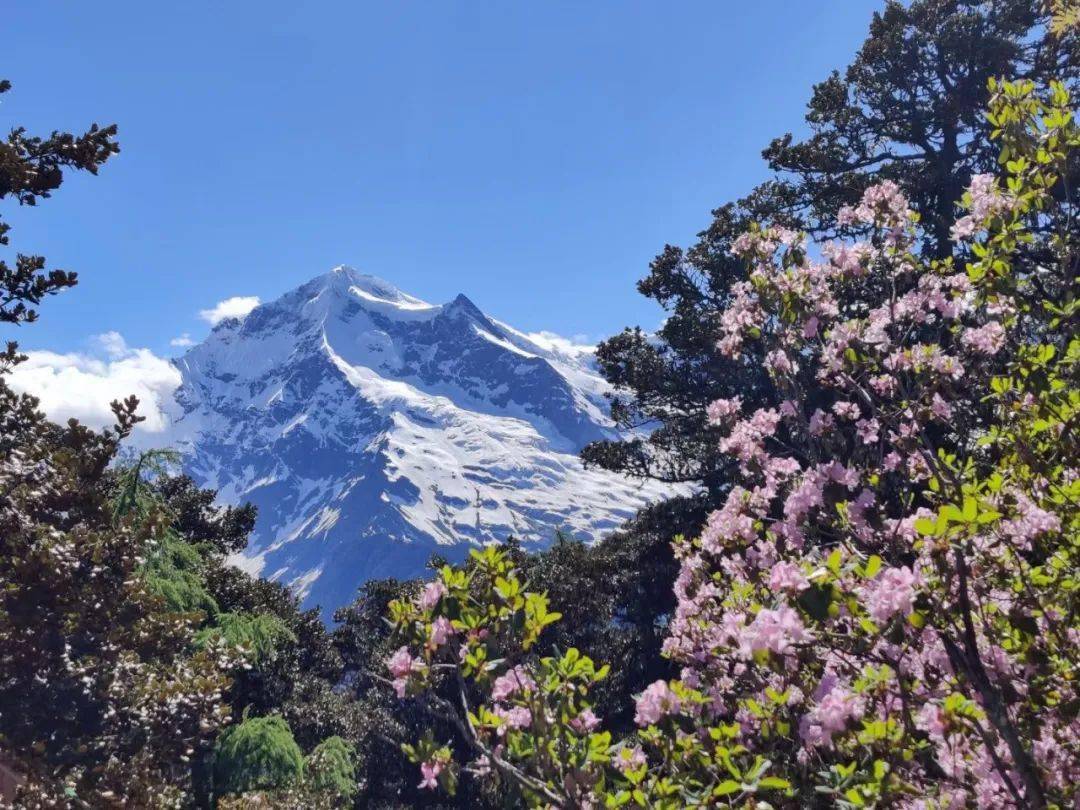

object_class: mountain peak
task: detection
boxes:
[302,265,438,318]
[443,292,486,321]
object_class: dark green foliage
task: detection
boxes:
[196,612,297,664]
[0,80,119,327]
[152,473,257,555]
[518,499,708,731]
[204,562,345,738]
[144,534,221,616]
[306,736,358,800]
[213,715,305,797]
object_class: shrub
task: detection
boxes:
[305,736,358,800]
[213,715,304,797]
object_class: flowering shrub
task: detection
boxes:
[388,79,1079,808]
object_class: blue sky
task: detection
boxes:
[4,0,882,356]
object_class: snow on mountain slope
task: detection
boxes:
[167,266,671,616]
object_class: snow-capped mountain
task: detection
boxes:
[168,266,670,616]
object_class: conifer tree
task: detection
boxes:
[586,0,1076,500]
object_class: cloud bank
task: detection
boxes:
[199,295,260,326]
[8,332,181,433]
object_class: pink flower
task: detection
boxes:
[961,322,1005,355]
[634,680,681,726]
[730,232,756,257]
[719,409,780,463]
[839,181,910,227]
[869,374,897,397]
[809,409,834,436]
[701,489,757,552]
[822,241,870,276]
[800,680,863,748]
[855,418,880,445]
[612,745,647,774]
[832,401,860,420]
[824,461,859,488]
[493,705,532,734]
[930,393,953,420]
[950,214,977,241]
[769,561,809,594]
[766,349,796,374]
[916,701,947,741]
[784,473,825,522]
[1001,493,1061,549]
[491,666,536,702]
[418,759,442,790]
[418,580,448,611]
[706,396,741,424]
[748,605,810,656]
[387,646,416,679]
[863,566,918,623]
[569,708,601,734]
[429,616,455,646]
[965,173,1013,223]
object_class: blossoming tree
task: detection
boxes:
[386,79,1079,809]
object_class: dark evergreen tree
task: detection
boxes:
[0,80,118,329]
[585,0,1077,500]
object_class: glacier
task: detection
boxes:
[167,266,671,616]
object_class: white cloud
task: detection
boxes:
[8,333,181,433]
[526,330,595,356]
[199,295,260,326]
[170,333,195,348]
[92,330,130,358]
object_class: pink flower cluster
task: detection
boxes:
[491,665,536,702]
[387,645,420,697]
[837,180,910,228]
[800,678,863,748]
[746,604,810,656]
[861,566,918,624]
[418,579,448,611]
[951,174,1014,241]
[653,170,1077,804]
[418,759,443,789]
[634,680,681,727]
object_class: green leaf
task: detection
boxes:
[759,776,791,790]
[714,780,742,797]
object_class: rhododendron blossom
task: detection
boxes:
[418,759,442,790]
[429,615,454,646]
[747,604,810,656]
[634,680,680,727]
[491,666,536,702]
[861,566,918,623]
[387,646,416,679]
[612,746,647,774]
[418,579,448,611]
[706,396,741,424]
